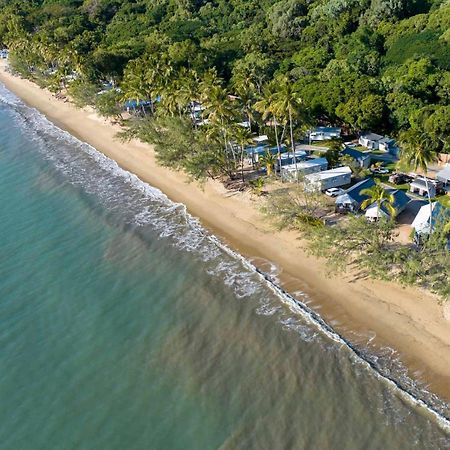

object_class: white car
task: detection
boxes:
[325,187,345,197]
[370,167,390,174]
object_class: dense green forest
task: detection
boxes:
[1,0,449,298]
[1,0,449,143]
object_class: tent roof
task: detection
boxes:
[412,202,450,234]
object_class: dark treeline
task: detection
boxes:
[1,0,449,142]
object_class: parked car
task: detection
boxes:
[325,187,345,197]
[370,167,390,174]
[389,173,412,184]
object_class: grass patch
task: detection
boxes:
[436,195,450,209]
[383,181,409,191]
[309,140,332,148]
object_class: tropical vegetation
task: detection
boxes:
[1,0,449,299]
[0,0,449,163]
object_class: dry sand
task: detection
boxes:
[1,60,449,401]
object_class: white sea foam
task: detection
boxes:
[2,83,450,433]
[0,83,22,106]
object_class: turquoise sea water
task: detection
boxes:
[0,84,449,449]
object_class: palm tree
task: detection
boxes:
[272,76,302,179]
[259,151,278,177]
[232,73,256,130]
[254,81,283,176]
[177,68,200,126]
[144,55,174,113]
[444,220,450,234]
[201,83,238,177]
[360,183,396,219]
[399,129,438,230]
[232,126,254,182]
[121,59,151,115]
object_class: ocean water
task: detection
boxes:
[0,84,449,450]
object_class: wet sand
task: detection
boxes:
[1,60,449,402]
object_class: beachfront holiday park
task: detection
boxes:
[0,0,449,301]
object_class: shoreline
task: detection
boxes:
[1,61,450,405]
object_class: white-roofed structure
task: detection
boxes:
[280,157,328,181]
[253,135,269,143]
[308,127,341,141]
[436,164,450,186]
[411,202,450,235]
[304,166,352,192]
[364,189,409,221]
[409,179,436,198]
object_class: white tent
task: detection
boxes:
[411,202,449,234]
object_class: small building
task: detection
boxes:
[359,133,398,155]
[335,177,376,213]
[412,202,450,235]
[342,146,371,168]
[436,164,450,187]
[364,189,409,221]
[0,49,8,59]
[409,178,436,198]
[253,135,269,144]
[281,157,328,181]
[378,137,397,154]
[276,150,308,169]
[309,127,341,142]
[304,166,352,192]
[247,145,287,160]
[359,133,384,150]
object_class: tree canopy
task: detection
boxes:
[1,0,449,149]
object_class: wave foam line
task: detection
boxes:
[2,81,449,433]
[207,234,450,432]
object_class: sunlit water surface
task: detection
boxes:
[0,84,449,449]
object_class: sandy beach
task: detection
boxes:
[1,60,449,402]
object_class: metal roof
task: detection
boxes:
[335,177,376,205]
[305,166,351,181]
[361,133,383,141]
[342,146,371,161]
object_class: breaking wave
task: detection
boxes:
[1,83,449,434]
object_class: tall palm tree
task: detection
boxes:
[399,129,438,230]
[202,84,237,176]
[177,68,200,126]
[360,183,396,219]
[232,126,254,182]
[232,73,256,130]
[254,81,283,176]
[121,59,151,114]
[272,76,302,180]
[143,55,174,113]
